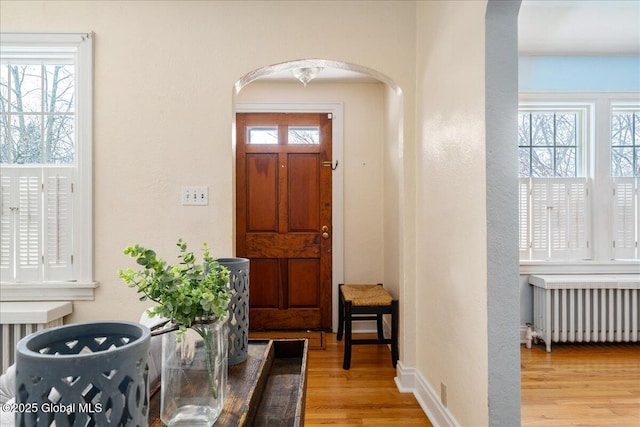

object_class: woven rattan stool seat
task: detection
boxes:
[341,284,393,306]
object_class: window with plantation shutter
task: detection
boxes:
[520,97,640,266]
[519,106,590,261]
[1,33,93,294]
[610,108,639,260]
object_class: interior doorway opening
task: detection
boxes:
[232,59,406,336]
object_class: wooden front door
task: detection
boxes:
[236,113,332,330]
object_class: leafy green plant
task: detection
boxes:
[119,238,231,334]
[119,239,231,400]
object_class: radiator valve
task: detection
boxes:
[525,323,539,349]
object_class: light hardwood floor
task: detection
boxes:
[521,342,640,426]
[305,334,640,426]
[305,333,433,426]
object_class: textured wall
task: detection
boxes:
[415,1,490,425]
[1,0,417,325]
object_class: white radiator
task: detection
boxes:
[0,320,64,373]
[530,275,640,352]
[0,301,72,373]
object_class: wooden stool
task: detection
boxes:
[336,283,399,370]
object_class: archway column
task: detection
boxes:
[485,0,522,425]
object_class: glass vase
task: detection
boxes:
[161,317,229,426]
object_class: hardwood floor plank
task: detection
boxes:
[521,342,640,427]
[305,333,432,426]
[305,335,639,426]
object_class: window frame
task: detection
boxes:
[519,92,640,274]
[518,102,591,262]
[610,104,640,260]
[0,33,95,301]
[518,104,588,179]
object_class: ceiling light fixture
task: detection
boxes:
[292,67,323,87]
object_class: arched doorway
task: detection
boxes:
[232,59,406,337]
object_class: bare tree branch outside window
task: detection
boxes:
[0,64,75,165]
[611,111,639,177]
[518,111,578,178]
[287,126,320,144]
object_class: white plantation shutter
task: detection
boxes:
[43,168,74,281]
[519,178,530,259]
[567,180,589,259]
[549,181,569,258]
[0,167,75,282]
[16,170,42,282]
[526,178,590,260]
[612,178,638,260]
[530,180,549,260]
[0,173,15,278]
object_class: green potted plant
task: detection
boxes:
[119,238,231,426]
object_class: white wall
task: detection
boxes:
[2,1,524,425]
[414,2,489,425]
[0,0,417,324]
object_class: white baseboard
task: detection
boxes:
[355,318,460,425]
[392,327,529,426]
[352,315,395,336]
[351,320,378,334]
[395,361,460,427]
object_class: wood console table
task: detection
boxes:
[148,339,308,426]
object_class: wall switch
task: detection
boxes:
[181,186,208,206]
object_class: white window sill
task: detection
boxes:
[0,301,73,324]
[0,282,98,302]
[520,260,640,275]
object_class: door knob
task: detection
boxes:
[322,232,329,239]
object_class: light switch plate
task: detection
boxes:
[181,186,208,206]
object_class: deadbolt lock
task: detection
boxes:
[321,225,329,232]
